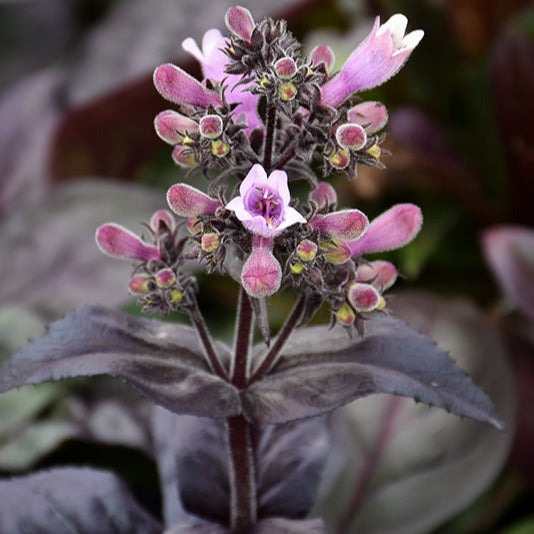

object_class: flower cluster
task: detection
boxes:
[96,6,424,331]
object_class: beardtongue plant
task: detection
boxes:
[0,7,505,534]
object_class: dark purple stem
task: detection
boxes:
[232,288,253,389]
[227,414,257,533]
[189,301,228,380]
[337,396,403,534]
[273,138,298,169]
[249,294,305,383]
[263,102,276,172]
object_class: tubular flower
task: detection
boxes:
[182,29,262,135]
[321,14,424,108]
[226,164,306,238]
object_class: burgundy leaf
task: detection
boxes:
[242,315,504,429]
[0,467,161,534]
[0,306,240,419]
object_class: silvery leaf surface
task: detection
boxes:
[243,313,504,429]
[0,306,240,419]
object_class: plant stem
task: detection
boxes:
[227,414,257,533]
[189,300,228,380]
[273,138,297,169]
[232,288,254,388]
[249,293,305,383]
[263,102,276,172]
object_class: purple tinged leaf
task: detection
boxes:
[0,306,240,419]
[165,522,229,533]
[482,225,534,321]
[167,184,222,217]
[242,315,504,429]
[154,64,222,108]
[347,204,422,256]
[96,223,161,261]
[309,209,368,241]
[0,467,161,533]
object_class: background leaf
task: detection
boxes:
[313,292,515,534]
[0,467,162,534]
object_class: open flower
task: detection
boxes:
[321,14,424,108]
[182,29,261,135]
[226,164,306,238]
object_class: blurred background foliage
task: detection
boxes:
[0,0,533,532]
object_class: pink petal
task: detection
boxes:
[321,16,423,107]
[153,63,221,108]
[95,224,160,261]
[167,184,222,217]
[347,204,422,256]
[347,101,389,134]
[482,226,534,321]
[267,169,291,206]
[154,110,198,145]
[241,245,282,298]
[310,209,368,240]
[239,164,268,196]
[355,260,397,291]
[225,6,255,43]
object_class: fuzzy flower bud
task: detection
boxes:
[211,139,230,157]
[201,232,220,252]
[199,115,224,139]
[274,57,297,79]
[167,184,222,217]
[310,182,337,209]
[335,123,367,151]
[129,274,152,295]
[279,82,297,101]
[225,6,255,43]
[172,146,197,168]
[328,148,350,169]
[241,238,282,297]
[96,224,160,261]
[347,282,381,312]
[347,101,389,134]
[296,240,318,262]
[155,268,176,288]
[309,210,368,241]
[154,110,199,145]
[310,45,335,74]
[335,303,356,326]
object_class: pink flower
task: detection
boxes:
[347,203,422,256]
[226,164,306,239]
[321,14,424,108]
[241,236,282,297]
[95,224,160,261]
[182,29,262,135]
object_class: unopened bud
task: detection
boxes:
[211,139,230,157]
[335,303,356,326]
[310,45,335,74]
[172,145,197,168]
[155,268,176,288]
[199,115,223,139]
[186,217,203,235]
[377,296,387,310]
[225,6,255,43]
[170,289,183,303]
[296,240,318,262]
[274,57,297,79]
[347,101,388,134]
[149,209,175,233]
[335,123,367,151]
[328,148,350,169]
[320,240,351,264]
[129,274,151,295]
[347,283,380,312]
[366,144,381,158]
[279,82,297,101]
[310,182,337,209]
[201,232,220,252]
[290,261,304,274]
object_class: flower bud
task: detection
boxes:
[201,232,220,252]
[355,261,397,291]
[274,57,297,79]
[96,224,160,261]
[310,45,335,74]
[328,148,350,169]
[290,261,304,274]
[149,209,175,233]
[310,182,337,209]
[241,246,282,297]
[154,110,198,145]
[335,123,367,151]
[170,289,183,303]
[225,6,255,43]
[172,145,197,168]
[347,282,381,312]
[279,82,297,101]
[211,139,230,157]
[199,115,223,139]
[128,274,151,295]
[167,184,222,217]
[186,217,203,235]
[155,268,176,288]
[347,101,388,134]
[366,144,381,158]
[320,239,351,264]
[310,209,368,241]
[335,303,356,326]
[296,240,318,262]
